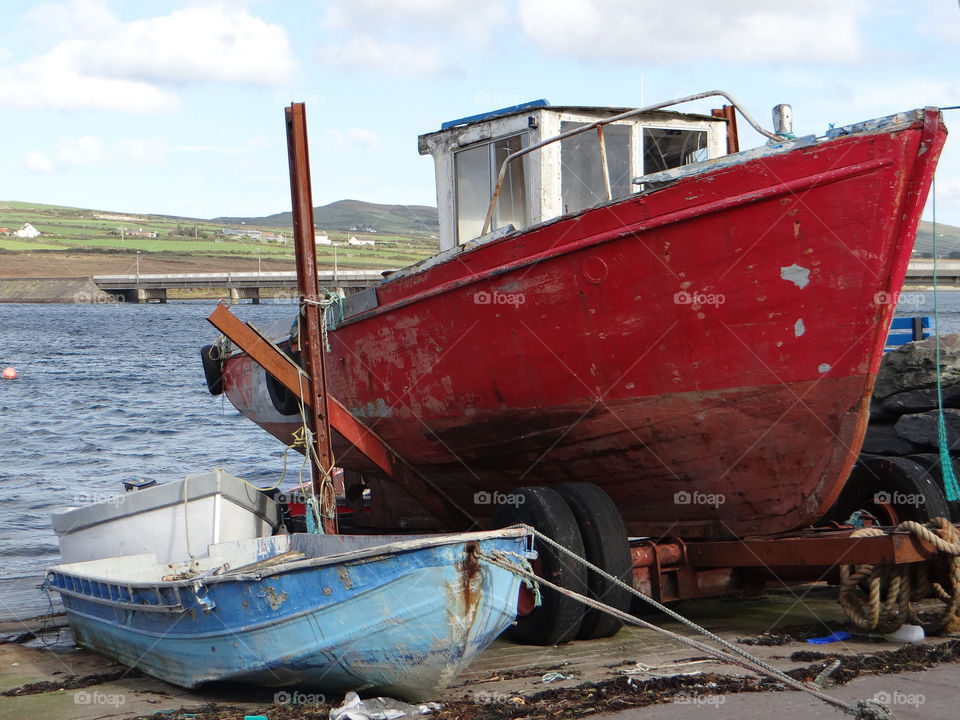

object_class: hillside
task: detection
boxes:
[213,199,439,236]
[0,200,440,273]
[913,221,960,257]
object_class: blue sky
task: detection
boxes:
[1,0,958,225]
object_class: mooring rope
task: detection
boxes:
[476,528,893,720]
[930,176,960,501]
[840,517,960,636]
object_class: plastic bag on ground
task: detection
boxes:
[329,691,442,720]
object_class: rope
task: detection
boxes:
[474,548,542,608]
[477,528,891,720]
[183,473,195,562]
[839,518,960,636]
[931,178,960,502]
[301,290,343,352]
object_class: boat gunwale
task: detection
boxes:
[46,524,534,588]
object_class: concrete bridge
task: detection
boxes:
[89,260,960,304]
[903,260,960,287]
[92,269,393,303]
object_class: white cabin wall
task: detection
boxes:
[538,111,563,224]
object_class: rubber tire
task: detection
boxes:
[200,344,223,396]
[906,454,960,523]
[824,455,951,525]
[265,351,302,416]
[554,483,633,639]
[490,486,587,645]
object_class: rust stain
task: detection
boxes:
[264,586,287,610]
[337,565,354,589]
[460,542,481,610]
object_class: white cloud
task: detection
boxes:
[0,1,296,112]
[831,78,960,112]
[115,137,166,164]
[319,0,509,76]
[22,152,55,174]
[321,34,454,77]
[319,127,382,152]
[21,135,167,173]
[516,0,865,64]
[55,136,104,167]
[346,128,381,150]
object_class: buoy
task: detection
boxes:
[2,367,16,380]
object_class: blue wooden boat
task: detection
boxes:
[44,528,534,700]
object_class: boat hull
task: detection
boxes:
[46,531,531,700]
[221,109,947,538]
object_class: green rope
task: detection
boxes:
[932,177,960,502]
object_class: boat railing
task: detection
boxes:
[480,90,781,237]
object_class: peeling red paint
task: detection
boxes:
[222,110,947,539]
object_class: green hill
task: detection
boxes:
[913,221,960,258]
[0,199,440,268]
[213,199,439,236]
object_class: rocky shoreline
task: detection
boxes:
[866,334,960,457]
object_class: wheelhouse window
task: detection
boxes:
[455,133,528,244]
[560,122,632,215]
[642,128,708,174]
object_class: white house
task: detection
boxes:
[315,232,332,245]
[348,236,375,247]
[16,223,40,238]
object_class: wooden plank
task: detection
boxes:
[206,303,477,531]
[285,102,336,533]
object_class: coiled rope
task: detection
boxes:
[839,517,960,636]
[476,527,893,720]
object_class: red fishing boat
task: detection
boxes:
[206,92,947,542]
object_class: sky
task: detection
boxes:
[1,0,959,225]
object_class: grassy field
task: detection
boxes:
[0,200,439,268]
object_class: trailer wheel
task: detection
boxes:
[491,486,587,645]
[554,483,633,639]
[826,455,950,525]
[906,454,960,523]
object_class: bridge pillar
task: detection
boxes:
[137,288,167,304]
[227,287,260,304]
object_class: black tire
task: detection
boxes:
[554,483,632,639]
[200,344,223,395]
[490,486,587,645]
[906,454,960,523]
[824,455,950,525]
[266,351,302,416]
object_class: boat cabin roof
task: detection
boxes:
[418,101,728,252]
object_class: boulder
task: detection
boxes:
[873,333,960,399]
[880,383,960,417]
[861,422,926,455]
[894,408,960,449]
